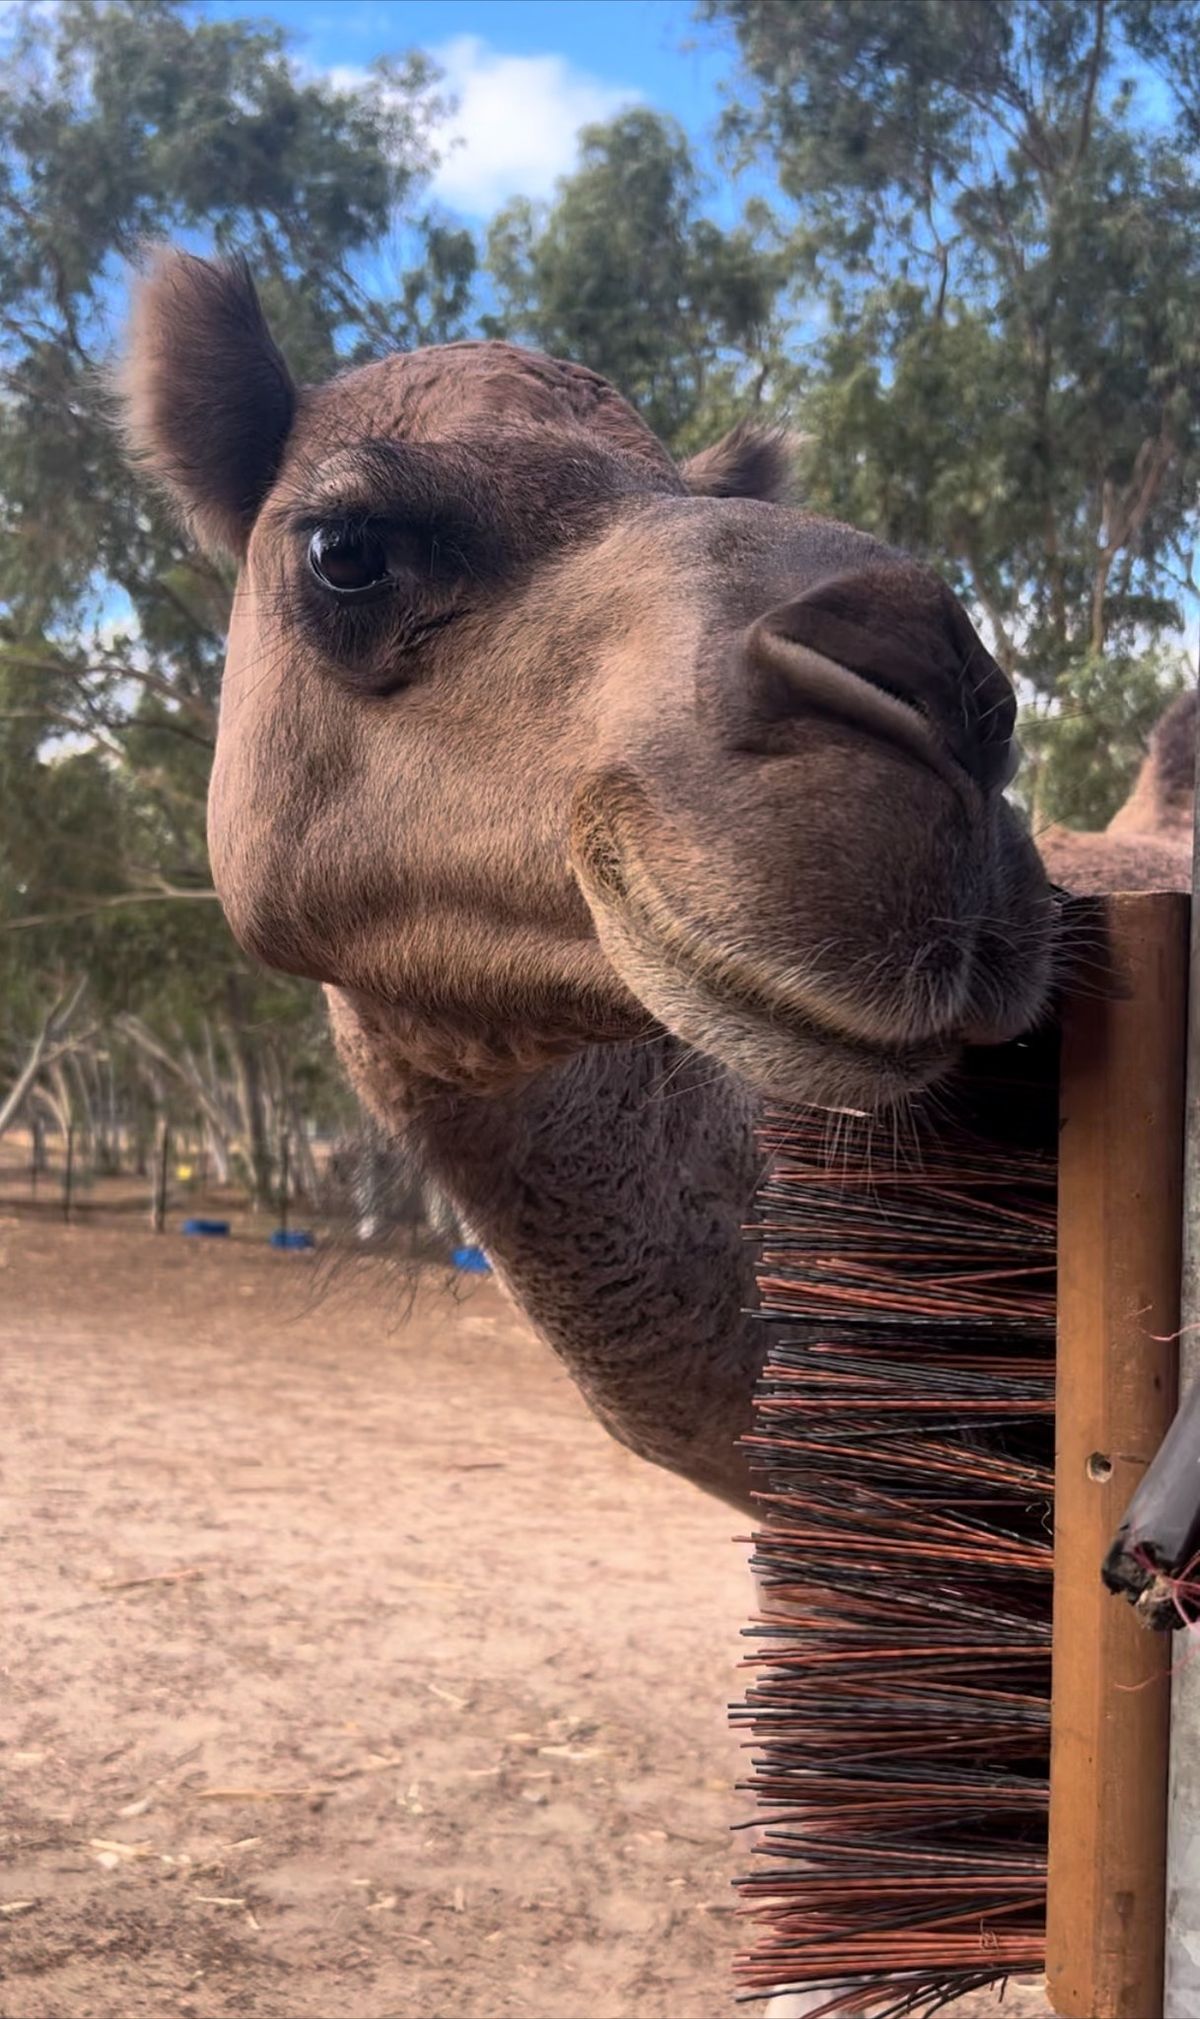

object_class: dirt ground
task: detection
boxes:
[1,1166,1049,2019]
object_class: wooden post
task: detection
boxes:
[278,1126,290,1236]
[152,1118,170,1233]
[61,1120,74,1224]
[1046,893,1187,2019]
[1163,660,1200,2015]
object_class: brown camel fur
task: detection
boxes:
[121,248,1191,1518]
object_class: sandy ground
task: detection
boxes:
[1,1168,1048,2019]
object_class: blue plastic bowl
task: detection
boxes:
[181,1217,230,1238]
[270,1228,316,1251]
[451,1245,491,1274]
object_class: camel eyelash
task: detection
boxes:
[289,503,493,583]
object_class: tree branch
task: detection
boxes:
[0,978,87,1139]
[116,1014,237,1141]
[3,889,220,931]
[1092,428,1179,652]
[1,646,219,738]
[1072,0,1108,172]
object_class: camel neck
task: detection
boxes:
[403,1035,766,1511]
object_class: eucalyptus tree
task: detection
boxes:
[0,0,470,1187]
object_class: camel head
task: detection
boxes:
[122,249,1054,1113]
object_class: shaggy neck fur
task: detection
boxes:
[330,1006,764,1510]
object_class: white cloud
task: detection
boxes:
[427,35,638,216]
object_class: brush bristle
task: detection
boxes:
[734,1036,1059,2017]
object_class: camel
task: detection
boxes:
[1041,689,1194,893]
[120,247,1192,2015]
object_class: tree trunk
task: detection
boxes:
[0,980,85,1142]
[285,1098,319,1202]
[65,1050,96,1168]
[352,1141,393,1242]
[100,1051,121,1174]
[203,1117,231,1186]
[33,1078,69,1146]
[223,976,273,1208]
[45,1059,74,1144]
[117,1015,233,1147]
[151,1115,170,1232]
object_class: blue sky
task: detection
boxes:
[201,0,733,217]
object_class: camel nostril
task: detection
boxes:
[743,614,970,800]
[841,662,930,727]
[746,570,1016,794]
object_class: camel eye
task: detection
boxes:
[308,525,390,595]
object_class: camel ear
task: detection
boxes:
[119,246,296,556]
[681,422,806,503]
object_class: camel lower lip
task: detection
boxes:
[605,862,963,1077]
[684,936,956,1071]
[763,1034,957,1111]
[575,830,981,1104]
[654,935,959,1107]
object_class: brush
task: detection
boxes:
[730,894,1188,2019]
[732,1032,1060,2019]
